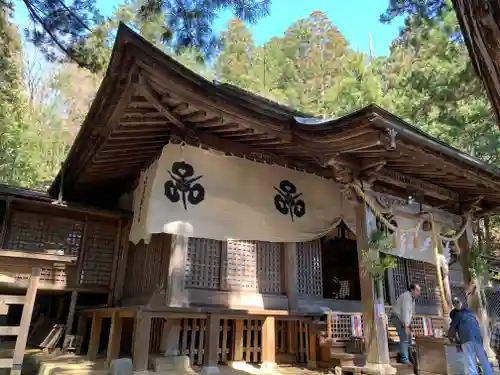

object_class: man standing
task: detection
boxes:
[392,284,420,364]
[448,298,493,375]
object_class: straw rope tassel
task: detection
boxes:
[413,232,419,249]
[430,214,449,316]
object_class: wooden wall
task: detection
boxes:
[122,234,171,304]
[0,200,122,291]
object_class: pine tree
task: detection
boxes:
[14,0,271,73]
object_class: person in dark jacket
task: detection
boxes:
[448,298,493,375]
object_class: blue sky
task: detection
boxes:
[15,0,404,57]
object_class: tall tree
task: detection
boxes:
[381,0,500,129]
[380,3,500,166]
[14,0,271,73]
[0,1,34,186]
[215,19,261,91]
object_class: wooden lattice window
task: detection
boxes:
[6,211,84,256]
[296,240,322,296]
[222,240,258,291]
[392,257,441,306]
[257,241,281,294]
[185,238,222,289]
[393,257,409,299]
[79,221,116,286]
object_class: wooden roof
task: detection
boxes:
[49,23,500,214]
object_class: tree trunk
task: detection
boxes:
[452,0,500,128]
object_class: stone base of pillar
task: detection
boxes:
[362,363,397,375]
[200,366,220,375]
[228,361,247,367]
[260,361,277,373]
[307,360,318,369]
[151,355,192,373]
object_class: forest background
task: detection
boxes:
[1,0,499,207]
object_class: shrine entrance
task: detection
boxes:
[321,222,361,300]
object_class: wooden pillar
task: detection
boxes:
[261,316,276,370]
[75,314,88,355]
[287,321,296,355]
[132,312,151,372]
[10,268,40,375]
[201,313,220,375]
[65,291,78,336]
[283,243,299,311]
[165,235,188,307]
[307,327,318,369]
[106,312,123,366]
[0,197,12,248]
[232,320,244,362]
[160,319,182,356]
[108,219,123,306]
[113,221,131,305]
[87,313,103,360]
[356,203,394,375]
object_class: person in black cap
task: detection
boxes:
[448,296,493,375]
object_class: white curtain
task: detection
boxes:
[129,143,356,244]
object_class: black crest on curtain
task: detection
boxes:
[273,180,306,221]
[164,161,205,210]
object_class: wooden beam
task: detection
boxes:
[0,358,13,368]
[0,250,77,264]
[137,64,293,141]
[136,78,185,128]
[0,295,24,305]
[168,126,330,177]
[373,167,459,202]
[0,326,20,336]
[0,196,12,248]
[11,268,40,374]
[394,139,500,191]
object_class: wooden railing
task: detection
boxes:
[0,268,40,374]
[324,310,444,342]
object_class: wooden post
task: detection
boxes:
[87,313,103,360]
[165,234,188,307]
[232,320,244,361]
[283,243,299,311]
[201,313,220,375]
[10,267,40,375]
[75,314,88,355]
[132,312,151,372]
[0,197,12,248]
[287,321,296,355]
[356,203,394,375]
[160,319,181,356]
[65,291,78,335]
[108,219,123,306]
[307,327,318,369]
[261,316,276,370]
[106,311,123,366]
[113,221,130,305]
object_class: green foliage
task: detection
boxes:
[469,241,489,282]
[361,230,397,280]
[19,0,270,72]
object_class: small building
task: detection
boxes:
[2,23,500,374]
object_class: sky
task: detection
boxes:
[14,0,405,57]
